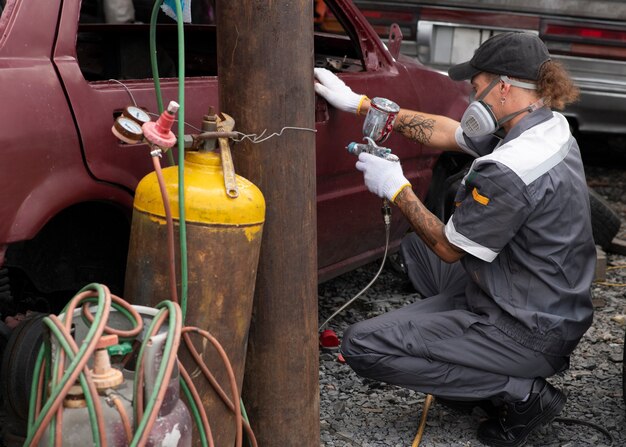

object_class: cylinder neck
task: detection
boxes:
[185,150,221,167]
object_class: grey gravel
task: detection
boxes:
[319,166,626,446]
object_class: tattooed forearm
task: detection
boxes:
[396,114,436,144]
[397,194,442,248]
[395,188,464,262]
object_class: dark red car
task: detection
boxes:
[0,0,467,316]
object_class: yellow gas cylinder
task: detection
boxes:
[124,149,265,447]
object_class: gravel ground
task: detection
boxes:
[319,165,626,447]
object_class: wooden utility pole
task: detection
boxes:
[216,1,319,446]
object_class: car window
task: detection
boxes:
[0,0,13,34]
[314,0,365,72]
[77,0,215,80]
[76,0,363,81]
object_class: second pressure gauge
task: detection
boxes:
[112,116,144,144]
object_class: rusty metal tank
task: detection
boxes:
[124,149,265,447]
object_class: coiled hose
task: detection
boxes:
[24,282,256,447]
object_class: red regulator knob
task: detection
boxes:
[142,101,179,148]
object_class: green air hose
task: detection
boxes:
[25,283,111,446]
[172,0,190,323]
[131,300,181,446]
[149,0,174,167]
[43,316,103,446]
[180,376,209,447]
[149,0,189,322]
[26,286,252,446]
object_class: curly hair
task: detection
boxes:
[536,60,579,110]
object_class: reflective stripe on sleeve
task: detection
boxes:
[445,219,498,262]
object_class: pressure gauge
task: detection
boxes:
[123,106,151,126]
[112,116,144,144]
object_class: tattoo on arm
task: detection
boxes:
[396,114,435,144]
[396,188,464,261]
[401,198,442,248]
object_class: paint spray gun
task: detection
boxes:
[346,96,402,222]
[346,137,399,162]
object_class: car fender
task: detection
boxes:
[9,168,133,244]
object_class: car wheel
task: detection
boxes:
[0,313,46,431]
[588,187,621,249]
[0,320,10,408]
[0,266,12,409]
[424,154,472,222]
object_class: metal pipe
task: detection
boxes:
[194,131,239,140]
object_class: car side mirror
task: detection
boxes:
[388,23,403,60]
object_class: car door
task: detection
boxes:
[53,0,219,192]
[0,0,88,245]
[315,0,437,280]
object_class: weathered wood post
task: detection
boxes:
[216,1,319,445]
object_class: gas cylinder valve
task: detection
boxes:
[91,334,124,391]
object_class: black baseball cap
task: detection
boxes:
[448,32,551,81]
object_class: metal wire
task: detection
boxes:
[232,126,317,143]
[108,79,137,106]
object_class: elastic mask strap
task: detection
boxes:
[497,98,546,127]
[471,75,536,101]
[471,76,501,102]
[500,75,537,90]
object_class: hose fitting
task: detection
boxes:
[381,199,392,227]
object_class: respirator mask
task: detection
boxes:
[460,75,543,138]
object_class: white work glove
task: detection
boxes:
[314,67,367,115]
[356,153,412,203]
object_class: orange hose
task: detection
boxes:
[134,310,169,425]
[412,394,434,447]
[134,304,183,447]
[179,360,215,447]
[182,333,232,406]
[28,310,108,447]
[152,154,179,304]
[50,314,107,447]
[54,406,62,447]
[34,356,46,423]
[109,392,133,443]
[182,327,243,447]
[81,293,144,339]
[181,331,258,446]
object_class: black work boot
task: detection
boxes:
[477,378,566,447]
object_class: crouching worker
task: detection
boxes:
[314,32,595,447]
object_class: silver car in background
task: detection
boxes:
[355,0,626,135]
